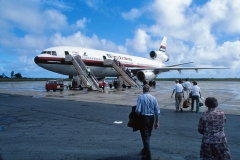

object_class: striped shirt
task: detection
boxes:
[135,92,160,117]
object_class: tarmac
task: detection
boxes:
[0,81,240,160]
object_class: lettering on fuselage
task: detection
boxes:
[106,54,132,61]
[80,53,133,62]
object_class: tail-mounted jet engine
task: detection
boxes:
[149,50,169,62]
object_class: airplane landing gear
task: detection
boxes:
[149,80,156,87]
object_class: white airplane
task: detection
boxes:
[34,36,229,85]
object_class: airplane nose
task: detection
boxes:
[34,56,39,64]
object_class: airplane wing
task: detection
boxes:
[127,62,196,72]
[128,66,230,73]
[152,66,230,73]
[165,62,194,67]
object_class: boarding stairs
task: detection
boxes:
[103,59,140,88]
[65,54,99,91]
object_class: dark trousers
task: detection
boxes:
[191,95,200,112]
[140,115,154,160]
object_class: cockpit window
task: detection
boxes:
[41,51,57,56]
[41,51,47,54]
[52,51,57,56]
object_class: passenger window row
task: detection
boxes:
[83,56,102,61]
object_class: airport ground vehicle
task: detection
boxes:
[45,79,64,92]
[108,79,121,89]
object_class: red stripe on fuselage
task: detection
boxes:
[38,57,64,61]
[37,57,152,68]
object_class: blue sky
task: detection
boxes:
[0,0,240,78]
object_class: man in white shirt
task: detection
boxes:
[183,78,192,98]
[191,81,201,113]
[171,79,184,112]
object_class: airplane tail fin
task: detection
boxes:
[159,36,167,52]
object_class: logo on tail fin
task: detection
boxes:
[159,45,166,52]
[159,36,167,52]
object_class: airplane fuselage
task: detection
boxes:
[34,46,167,78]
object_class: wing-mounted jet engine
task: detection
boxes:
[136,70,160,86]
[136,70,156,82]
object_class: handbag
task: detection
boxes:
[183,99,191,108]
[199,97,204,107]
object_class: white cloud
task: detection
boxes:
[122,8,142,21]
[216,0,240,33]
[18,56,33,63]
[83,0,107,14]
[149,0,191,27]
[42,0,73,11]
[76,17,90,29]
[43,10,68,31]
[85,0,98,8]
[50,31,127,53]
[0,0,42,33]
[0,0,70,35]
[126,29,150,53]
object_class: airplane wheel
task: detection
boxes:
[149,81,153,86]
[128,86,131,89]
[53,90,56,92]
[109,84,112,88]
[152,81,156,86]
[79,85,83,90]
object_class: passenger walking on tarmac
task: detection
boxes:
[183,78,192,99]
[101,79,106,91]
[135,84,160,160]
[191,81,201,113]
[171,79,184,112]
[198,97,231,159]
